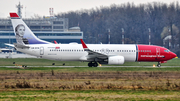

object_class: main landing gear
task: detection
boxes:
[88,62,98,67]
[157,62,161,67]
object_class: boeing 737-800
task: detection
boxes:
[8,13,177,67]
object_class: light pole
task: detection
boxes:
[108,29,110,44]
[122,28,124,44]
[148,28,151,45]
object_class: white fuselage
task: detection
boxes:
[17,44,137,62]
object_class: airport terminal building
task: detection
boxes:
[0,17,83,47]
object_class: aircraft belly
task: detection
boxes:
[18,48,39,56]
[124,54,136,62]
[58,52,87,61]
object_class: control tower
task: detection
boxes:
[16,2,23,18]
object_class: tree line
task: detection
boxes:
[56,2,180,51]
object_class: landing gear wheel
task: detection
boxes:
[88,62,93,67]
[88,62,98,67]
[157,62,161,67]
[93,62,98,67]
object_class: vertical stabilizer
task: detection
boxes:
[10,13,52,45]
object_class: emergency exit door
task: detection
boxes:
[156,48,160,59]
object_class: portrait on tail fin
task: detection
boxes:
[15,24,29,45]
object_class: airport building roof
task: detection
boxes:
[0,17,69,32]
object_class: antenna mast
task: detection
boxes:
[16,2,23,18]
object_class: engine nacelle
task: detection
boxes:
[108,56,125,65]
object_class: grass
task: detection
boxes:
[0,58,88,66]
[0,58,180,100]
[0,90,180,101]
[0,58,179,66]
[1,66,180,72]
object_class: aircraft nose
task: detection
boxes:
[170,52,177,59]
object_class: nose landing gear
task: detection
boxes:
[88,62,98,67]
[157,62,161,67]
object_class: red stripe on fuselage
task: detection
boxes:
[137,45,173,62]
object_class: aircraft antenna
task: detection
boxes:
[49,8,54,17]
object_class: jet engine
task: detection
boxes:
[108,56,124,65]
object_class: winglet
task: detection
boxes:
[80,39,88,49]
[10,13,19,18]
[54,40,58,44]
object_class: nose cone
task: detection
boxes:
[170,52,177,59]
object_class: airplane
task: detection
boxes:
[8,12,177,67]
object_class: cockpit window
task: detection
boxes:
[164,50,170,52]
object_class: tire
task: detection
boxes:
[94,63,98,67]
[157,64,161,67]
[88,62,92,67]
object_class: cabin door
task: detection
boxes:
[40,47,44,55]
[156,48,160,57]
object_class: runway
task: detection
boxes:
[0,66,179,68]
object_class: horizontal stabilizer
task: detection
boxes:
[5,43,14,47]
[14,43,30,48]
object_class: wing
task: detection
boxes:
[80,39,108,60]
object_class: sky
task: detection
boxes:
[0,0,178,18]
